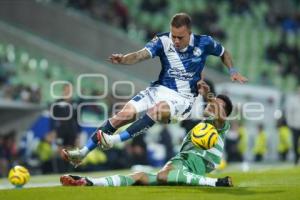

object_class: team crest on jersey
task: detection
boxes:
[168,68,195,81]
[193,47,202,57]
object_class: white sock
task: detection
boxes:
[199,177,217,187]
[105,134,121,144]
[88,177,108,186]
[89,175,121,187]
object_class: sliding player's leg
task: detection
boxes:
[60,172,157,187]
[156,154,233,187]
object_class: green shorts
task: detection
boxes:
[169,152,214,175]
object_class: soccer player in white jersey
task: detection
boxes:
[62,13,247,166]
[61,81,233,187]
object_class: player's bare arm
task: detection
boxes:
[109,48,151,65]
[197,80,226,127]
[221,50,248,84]
[197,80,213,102]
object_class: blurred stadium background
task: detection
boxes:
[0,0,300,190]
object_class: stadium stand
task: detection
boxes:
[52,0,300,91]
[0,42,76,104]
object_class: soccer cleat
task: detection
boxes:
[61,148,84,168]
[60,174,93,186]
[96,129,113,150]
[216,176,233,187]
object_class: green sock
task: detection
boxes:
[109,175,134,186]
[90,175,134,186]
[90,173,158,186]
[145,173,157,185]
[167,169,217,186]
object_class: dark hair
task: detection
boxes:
[216,94,233,117]
[170,13,192,29]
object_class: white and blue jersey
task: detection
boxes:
[145,33,224,97]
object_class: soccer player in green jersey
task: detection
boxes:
[60,81,233,187]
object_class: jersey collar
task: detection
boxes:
[189,33,195,47]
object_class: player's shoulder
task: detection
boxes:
[194,34,214,43]
[193,34,216,48]
[150,32,171,45]
[156,32,170,39]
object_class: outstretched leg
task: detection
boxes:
[99,101,170,147]
[156,161,233,187]
[61,102,137,166]
[60,172,157,187]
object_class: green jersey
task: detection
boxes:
[179,120,230,168]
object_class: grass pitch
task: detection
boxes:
[1,165,300,200]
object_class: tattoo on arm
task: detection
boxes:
[122,48,151,64]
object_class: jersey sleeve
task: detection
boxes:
[144,36,163,58]
[205,36,225,57]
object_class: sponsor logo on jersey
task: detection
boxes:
[179,53,189,59]
[167,68,195,81]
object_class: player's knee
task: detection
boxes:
[156,170,169,184]
[157,162,173,184]
[130,172,147,185]
[115,111,135,121]
[148,101,170,123]
[131,172,145,180]
[113,103,137,122]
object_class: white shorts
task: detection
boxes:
[128,85,195,122]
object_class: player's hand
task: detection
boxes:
[231,72,248,84]
[109,54,124,64]
[197,80,210,96]
[197,80,215,102]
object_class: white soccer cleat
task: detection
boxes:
[61,148,84,168]
[96,130,113,150]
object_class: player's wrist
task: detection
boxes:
[229,67,238,75]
